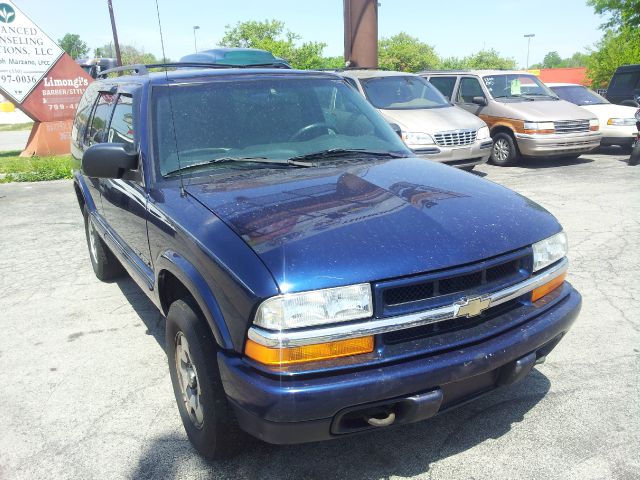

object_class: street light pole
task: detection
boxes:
[193,26,200,53]
[524,33,535,69]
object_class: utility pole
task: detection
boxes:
[107,0,123,67]
[193,26,200,53]
[524,33,535,69]
[344,0,379,69]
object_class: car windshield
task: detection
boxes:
[483,74,558,101]
[153,77,410,177]
[549,85,609,106]
[359,75,450,110]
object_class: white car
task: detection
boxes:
[548,83,639,151]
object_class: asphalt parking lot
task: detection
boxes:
[1,149,638,480]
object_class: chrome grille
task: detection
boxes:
[553,119,590,134]
[433,129,477,147]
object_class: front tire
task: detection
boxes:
[83,207,124,281]
[166,297,242,458]
[490,132,519,166]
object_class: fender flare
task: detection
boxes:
[155,250,234,351]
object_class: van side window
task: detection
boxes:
[458,77,486,104]
[86,93,116,146]
[107,95,135,152]
[429,76,457,99]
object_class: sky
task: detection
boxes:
[16,0,607,68]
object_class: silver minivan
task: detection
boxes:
[422,70,602,166]
[339,70,492,170]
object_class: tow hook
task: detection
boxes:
[366,411,396,427]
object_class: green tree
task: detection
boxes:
[530,51,590,69]
[378,33,439,72]
[220,19,331,69]
[586,26,640,86]
[58,33,88,60]
[440,49,515,70]
[587,0,640,30]
[542,51,563,68]
[95,44,160,65]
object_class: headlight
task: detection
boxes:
[402,132,435,145]
[635,109,640,121]
[476,126,490,140]
[254,283,373,330]
[589,118,600,130]
[607,118,636,126]
[523,121,555,133]
[532,231,568,272]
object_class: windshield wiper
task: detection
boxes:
[522,93,560,100]
[493,94,534,101]
[288,148,408,162]
[165,156,312,176]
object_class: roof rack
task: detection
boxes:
[97,62,290,78]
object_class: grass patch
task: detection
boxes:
[0,122,34,132]
[0,151,73,183]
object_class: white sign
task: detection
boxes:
[0,0,63,103]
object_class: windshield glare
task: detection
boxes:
[359,75,450,110]
[483,74,558,100]
[550,85,609,106]
[153,77,410,176]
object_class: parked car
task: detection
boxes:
[547,83,639,151]
[71,64,581,458]
[180,48,290,68]
[337,70,492,170]
[605,64,640,107]
[422,70,602,166]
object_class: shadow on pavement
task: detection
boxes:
[116,277,166,352]
[130,368,551,479]
[517,156,594,169]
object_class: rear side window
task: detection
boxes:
[610,72,640,91]
[457,77,486,103]
[86,93,116,146]
[429,76,457,99]
[107,95,135,151]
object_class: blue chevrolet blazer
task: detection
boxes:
[71,65,581,458]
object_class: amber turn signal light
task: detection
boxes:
[245,336,374,366]
[531,272,566,302]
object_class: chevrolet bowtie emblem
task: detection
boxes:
[454,296,492,318]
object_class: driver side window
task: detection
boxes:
[85,93,116,146]
[457,77,486,104]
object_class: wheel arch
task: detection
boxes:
[156,251,234,351]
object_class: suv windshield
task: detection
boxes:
[483,74,558,101]
[153,77,409,176]
[359,75,449,110]
[550,85,609,106]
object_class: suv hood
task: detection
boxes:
[380,105,486,133]
[186,158,560,292]
[496,99,597,121]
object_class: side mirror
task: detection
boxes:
[82,143,138,179]
[472,96,488,106]
[388,122,402,138]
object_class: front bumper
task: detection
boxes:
[410,140,492,168]
[515,131,602,157]
[218,283,581,444]
[600,125,637,146]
